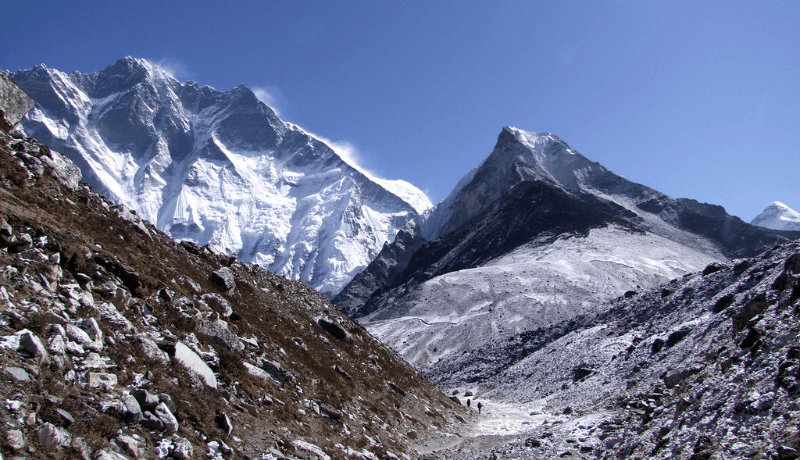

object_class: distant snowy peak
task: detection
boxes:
[751,201,800,231]
[10,57,429,296]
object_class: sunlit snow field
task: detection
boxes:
[363,225,722,368]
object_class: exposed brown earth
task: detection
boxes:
[0,125,468,459]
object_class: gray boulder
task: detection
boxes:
[0,73,34,131]
[171,435,194,459]
[210,267,235,291]
[19,329,49,365]
[122,394,143,423]
[174,341,218,388]
[201,293,233,318]
[35,422,71,451]
[198,319,244,352]
[155,402,179,433]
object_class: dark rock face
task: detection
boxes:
[661,197,799,258]
[339,180,639,319]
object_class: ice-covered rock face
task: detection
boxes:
[751,201,800,231]
[10,57,431,297]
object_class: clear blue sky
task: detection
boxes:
[3,0,798,221]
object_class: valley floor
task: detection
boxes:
[415,398,610,459]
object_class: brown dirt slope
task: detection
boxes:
[0,126,468,459]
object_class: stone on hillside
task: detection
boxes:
[179,275,202,293]
[35,422,71,451]
[318,402,343,420]
[292,440,331,460]
[159,393,176,413]
[6,428,25,451]
[0,73,34,131]
[702,262,725,276]
[0,218,11,237]
[156,402,179,433]
[40,146,82,191]
[201,293,233,318]
[96,301,133,331]
[174,341,218,388]
[94,449,130,460]
[115,434,139,457]
[122,393,143,424]
[132,389,160,411]
[663,367,700,388]
[66,324,93,345]
[215,411,233,436]
[666,327,692,347]
[64,341,86,356]
[243,361,275,382]
[172,435,194,459]
[141,411,165,431]
[18,330,49,365]
[198,319,244,352]
[55,408,74,426]
[71,437,91,460]
[86,372,117,391]
[258,358,294,385]
[6,366,30,382]
[210,267,236,292]
[317,317,349,340]
[136,335,170,365]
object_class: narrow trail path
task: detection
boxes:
[414,399,610,459]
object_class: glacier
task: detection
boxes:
[10,57,431,296]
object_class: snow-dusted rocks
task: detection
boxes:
[751,201,800,231]
[0,128,465,460]
[10,57,431,297]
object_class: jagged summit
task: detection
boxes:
[335,126,799,369]
[751,201,800,231]
[10,58,431,297]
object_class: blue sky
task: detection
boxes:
[3,0,798,221]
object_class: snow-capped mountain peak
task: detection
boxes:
[751,201,800,231]
[10,57,429,296]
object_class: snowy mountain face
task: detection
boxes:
[335,127,800,368]
[751,201,800,231]
[9,57,430,297]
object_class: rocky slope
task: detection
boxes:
[9,57,431,297]
[0,90,465,459]
[424,240,800,459]
[336,127,799,369]
[752,201,800,231]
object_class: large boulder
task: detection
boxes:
[210,267,236,292]
[174,342,217,388]
[0,73,34,132]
